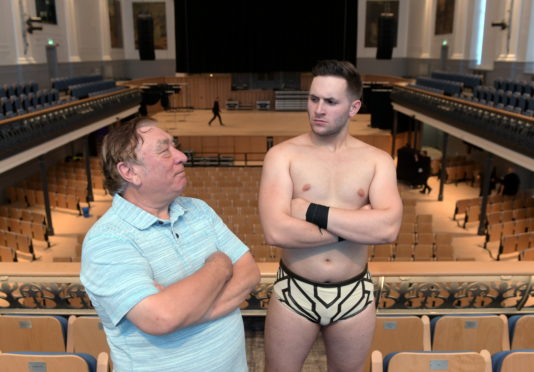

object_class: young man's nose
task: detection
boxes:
[314,100,325,115]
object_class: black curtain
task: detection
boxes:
[175,0,358,73]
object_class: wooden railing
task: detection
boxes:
[0,261,532,316]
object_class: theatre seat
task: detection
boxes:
[0,314,67,352]
[491,350,534,372]
[364,315,431,371]
[0,351,109,372]
[67,316,111,360]
[508,314,534,349]
[431,314,509,354]
[371,350,491,372]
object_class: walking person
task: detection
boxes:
[208,97,224,126]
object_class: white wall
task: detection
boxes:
[0,0,175,67]
[0,0,533,77]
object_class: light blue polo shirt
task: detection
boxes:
[80,194,249,372]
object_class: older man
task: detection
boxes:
[259,60,403,372]
[81,117,260,371]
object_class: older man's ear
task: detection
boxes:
[117,161,141,186]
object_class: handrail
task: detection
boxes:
[1,261,533,315]
[1,261,532,278]
[185,152,265,167]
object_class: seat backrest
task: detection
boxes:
[413,244,434,260]
[521,248,534,261]
[67,316,111,363]
[0,314,67,352]
[375,350,492,372]
[0,351,101,372]
[365,316,430,371]
[509,314,534,349]
[372,244,393,261]
[431,315,509,354]
[434,244,454,261]
[416,233,434,245]
[491,350,534,372]
[394,244,413,261]
[374,315,431,354]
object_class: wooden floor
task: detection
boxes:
[154,109,384,137]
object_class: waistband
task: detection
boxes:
[278,260,370,288]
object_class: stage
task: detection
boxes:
[154,109,382,137]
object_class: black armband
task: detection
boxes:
[305,203,329,230]
[338,236,345,242]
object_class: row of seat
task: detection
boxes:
[485,218,534,246]
[462,95,534,117]
[494,78,534,95]
[0,89,64,119]
[453,192,534,221]
[0,312,531,370]
[0,205,46,225]
[431,71,483,89]
[415,76,464,96]
[0,314,110,372]
[6,187,81,214]
[371,349,534,372]
[363,313,534,371]
[87,85,127,98]
[0,81,39,97]
[474,86,534,110]
[408,83,444,95]
[466,90,534,117]
[391,86,534,157]
[0,229,33,260]
[464,204,534,230]
[396,231,452,245]
[444,163,480,184]
[0,217,48,244]
[69,80,118,99]
[498,231,534,260]
[0,351,109,372]
[22,181,90,204]
[370,242,455,261]
[51,74,103,92]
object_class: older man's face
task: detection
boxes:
[134,126,188,199]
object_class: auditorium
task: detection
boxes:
[0,1,533,371]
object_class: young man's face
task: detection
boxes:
[307,76,361,137]
[133,126,188,198]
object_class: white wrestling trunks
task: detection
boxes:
[273,260,375,326]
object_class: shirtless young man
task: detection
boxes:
[259,60,403,372]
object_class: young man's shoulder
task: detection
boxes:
[347,136,391,157]
[267,134,310,154]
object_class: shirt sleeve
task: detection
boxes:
[80,231,159,327]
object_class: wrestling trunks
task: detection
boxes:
[273,260,374,326]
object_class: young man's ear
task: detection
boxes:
[117,161,141,186]
[349,100,362,117]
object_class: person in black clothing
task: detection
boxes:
[208,98,224,126]
[498,167,520,196]
[419,150,432,194]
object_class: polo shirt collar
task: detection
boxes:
[112,194,187,230]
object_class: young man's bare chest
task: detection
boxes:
[288,146,375,209]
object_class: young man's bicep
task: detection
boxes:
[258,148,294,222]
[369,159,402,209]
